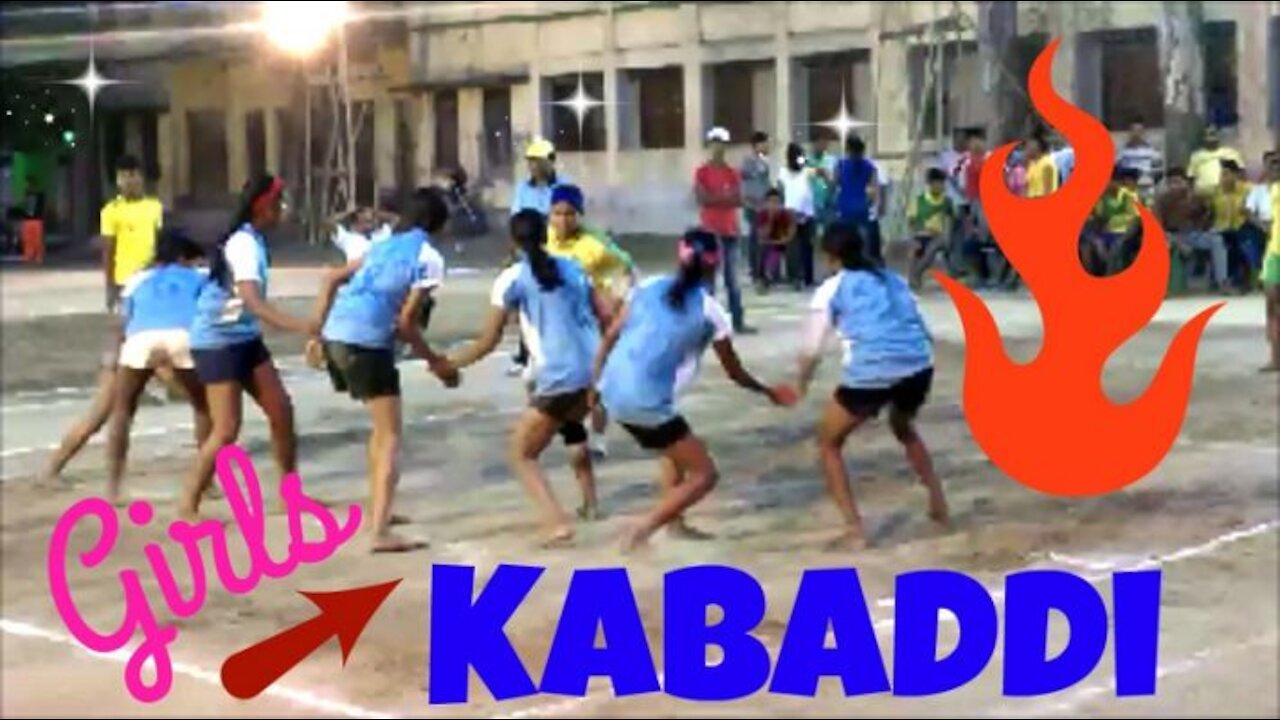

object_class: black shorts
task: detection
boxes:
[834,367,933,420]
[192,337,272,385]
[324,341,400,400]
[620,415,692,451]
[531,390,590,446]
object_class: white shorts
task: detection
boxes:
[119,329,194,370]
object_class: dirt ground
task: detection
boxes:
[1,258,1277,718]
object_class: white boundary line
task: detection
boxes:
[0,618,396,719]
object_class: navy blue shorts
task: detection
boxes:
[192,337,272,385]
[620,415,692,451]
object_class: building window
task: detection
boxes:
[434,90,459,172]
[1202,21,1238,128]
[245,109,266,180]
[907,42,980,142]
[482,87,513,178]
[710,61,760,143]
[632,66,684,149]
[186,109,228,203]
[545,73,606,152]
[1100,28,1161,129]
[804,50,871,142]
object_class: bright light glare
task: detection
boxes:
[262,1,348,57]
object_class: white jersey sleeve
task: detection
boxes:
[414,243,447,290]
[804,275,840,355]
[701,292,733,342]
[490,265,522,309]
[224,231,263,283]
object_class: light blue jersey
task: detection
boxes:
[492,256,599,396]
[121,265,204,337]
[189,225,269,349]
[599,275,732,426]
[810,269,933,388]
[510,174,570,217]
[322,228,445,349]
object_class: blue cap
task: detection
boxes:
[551,184,584,214]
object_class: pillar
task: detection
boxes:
[458,87,483,178]
[774,3,794,147]
[123,114,144,157]
[264,107,281,176]
[414,92,435,184]
[157,113,175,206]
[226,106,248,193]
[374,97,396,193]
[875,40,911,157]
[681,3,705,173]
[1236,0,1272,164]
[603,3,620,188]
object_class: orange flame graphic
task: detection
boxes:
[933,39,1224,497]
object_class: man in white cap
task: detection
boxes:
[512,137,565,216]
[694,126,754,333]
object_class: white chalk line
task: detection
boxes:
[0,618,396,719]
[1,423,195,460]
[493,520,1279,719]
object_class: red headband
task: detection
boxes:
[252,178,285,217]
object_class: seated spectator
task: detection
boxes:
[1243,153,1279,290]
[1157,167,1228,293]
[1116,121,1163,204]
[908,168,956,289]
[755,189,795,289]
[1085,167,1141,276]
[1188,125,1244,195]
[1211,159,1254,292]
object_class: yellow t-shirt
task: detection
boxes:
[1209,184,1249,232]
[1188,146,1244,194]
[546,227,626,294]
[1268,182,1280,257]
[1026,154,1059,198]
[100,196,163,284]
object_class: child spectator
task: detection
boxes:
[908,168,956,289]
[755,189,795,288]
[1086,167,1141,276]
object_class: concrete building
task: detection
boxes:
[405,0,1280,233]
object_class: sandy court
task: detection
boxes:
[1,263,1277,717]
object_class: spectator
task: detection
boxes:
[778,142,816,289]
[1025,133,1059,199]
[1005,144,1029,198]
[694,126,752,333]
[1157,167,1228,292]
[834,134,881,260]
[754,188,795,288]
[1244,152,1279,289]
[908,167,956,289]
[511,137,565,216]
[1187,125,1244,195]
[1050,130,1076,186]
[1085,167,1141,276]
[1116,121,1163,202]
[740,131,772,285]
[808,135,840,226]
[1211,159,1254,292]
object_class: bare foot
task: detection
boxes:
[667,519,716,541]
[825,527,868,551]
[926,491,952,528]
[370,532,429,554]
[203,483,225,501]
[390,514,412,527]
[176,507,205,525]
[577,504,602,521]
[621,527,651,555]
[36,473,76,491]
[540,525,575,549]
[106,488,128,508]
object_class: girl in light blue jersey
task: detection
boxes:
[449,210,611,546]
[181,175,318,521]
[595,229,795,552]
[105,229,210,504]
[310,187,458,553]
[796,222,950,549]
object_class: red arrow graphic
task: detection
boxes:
[220,579,401,699]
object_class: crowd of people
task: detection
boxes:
[37,116,1279,555]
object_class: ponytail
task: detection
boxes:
[210,174,280,288]
[510,209,562,291]
[667,229,720,310]
[821,222,883,277]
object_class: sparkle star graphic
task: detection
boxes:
[551,74,605,140]
[816,92,873,146]
[54,44,129,120]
